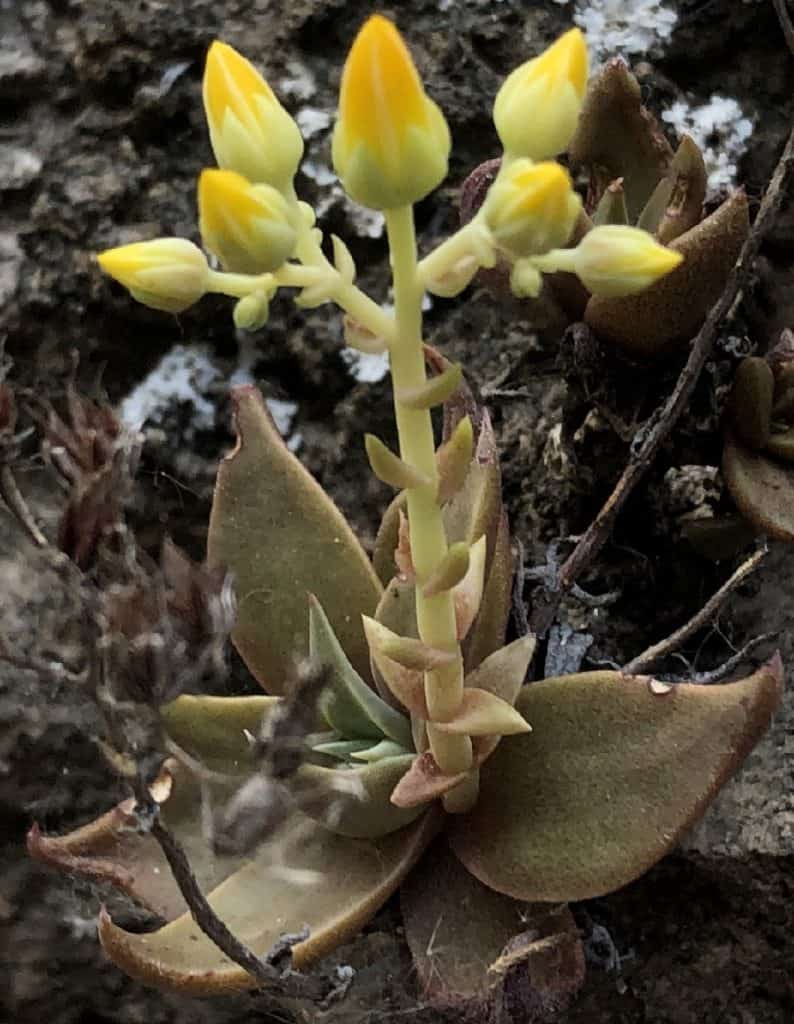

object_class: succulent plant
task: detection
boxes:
[29,15,782,1016]
[723,335,794,541]
[462,58,750,360]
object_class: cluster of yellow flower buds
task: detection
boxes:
[94,15,684,327]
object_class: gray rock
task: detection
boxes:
[0,148,43,191]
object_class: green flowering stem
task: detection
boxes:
[416,218,487,287]
[384,204,474,802]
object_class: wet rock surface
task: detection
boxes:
[1,1,793,1022]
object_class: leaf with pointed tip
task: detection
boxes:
[401,840,584,1010]
[312,739,374,760]
[364,615,455,672]
[397,363,464,410]
[351,739,410,762]
[423,541,470,597]
[657,134,707,243]
[437,416,474,505]
[390,751,468,808]
[464,510,513,671]
[310,595,412,747]
[585,191,749,358]
[161,694,279,773]
[207,386,382,693]
[453,534,487,640]
[368,576,419,708]
[365,434,431,490]
[729,356,774,451]
[592,178,629,226]
[363,611,426,716]
[723,436,794,540]
[372,492,407,586]
[296,757,422,836]
[450,659,783,901]
[569,58,673,221]
[635,176,673,234]
[464,636,535,706]
[434,688,531,736]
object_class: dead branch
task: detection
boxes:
[531,116,794,635]
[622,546,767,674]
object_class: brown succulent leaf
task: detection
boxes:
[401,838,585,1013]
[207,386,382,693]
[569,58,674,221]
[433,687,531,736]
[450,659,783,901]
[363,614,426,717]
[584,190,749,358]
[97,805,441,994]
[728,357,774,450]
[463,510,514,671]
[592,177,629,226]
[723,436,794,540]
[369,576,418,708]
[390,750,467,808]
[372,491,406,586]
[464,636,536,706]
[656,134,707,244]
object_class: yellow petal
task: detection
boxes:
[203,41,277,134]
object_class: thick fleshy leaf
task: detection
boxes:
[569,57,673,221]
[657,134,707,244]
[450,659,783,901]
[309,595,412,747]
[433,688,531,736]
[464,510,513,671]
[369,576,419,708]
[592,178,629,226]
[161,694,278,772]
[465,636,535,706]
[390,750,467,808]
[363,615,455,671]
[372,492,407,586]
[364,433,431,490]
[585,191,749,358]
[401,840,584,1010]
[99,803,441,994]
[363,612,425,716]
[723,436,794,540]
[207,386,382,693]
[296,757,424,837]
[453,534,487,640]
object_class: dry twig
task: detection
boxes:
[622,546,767,675]
[531,117,794,634]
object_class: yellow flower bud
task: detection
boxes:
[202,41,303,191]
[96,239,208,313]
[494,28,588,160]
[198,169,297,274]
[332,15,450,210]
[483,159,582,259]
[537,225,684,297]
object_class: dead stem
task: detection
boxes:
[622,546,767,675]
[0,466,48,548]
[531,116,794,635]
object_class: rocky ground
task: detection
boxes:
[1,0,793,1021]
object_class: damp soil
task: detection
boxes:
[1,1,794,1022]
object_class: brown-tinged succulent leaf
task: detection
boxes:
[437,415,474,505]
[296,756,424,837]
[97,805,442,994]
[729,356,774,450]
[28,764,246,922]
[592,178,629,226]
[450,659,783,901]
[401,840,584,1011]
[569,58,673,221]
[464,636,536,706]
[584,190,749,358]
[635,176,674,234]
[309,595,413,747]
[208,386,381,693]
[765,427,794,462]
[657,135,707,244]
[363,612,426,716]
[161,694,279,772]
[363,615,455,671]
[463,511,513,670]
[390,750,468,808]
[723,436,794,540]
[453,534,487,640]
[369,576,419,708]
[372,492,407,586]
[433,688,531,736]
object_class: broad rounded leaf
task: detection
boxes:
[723,436,794,540]
[208,386,382,693]
[450,660,782,902]
[402,840,584,1009]
[584,191,749,358]
[99,806,440,994]
[161,694,279,772]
